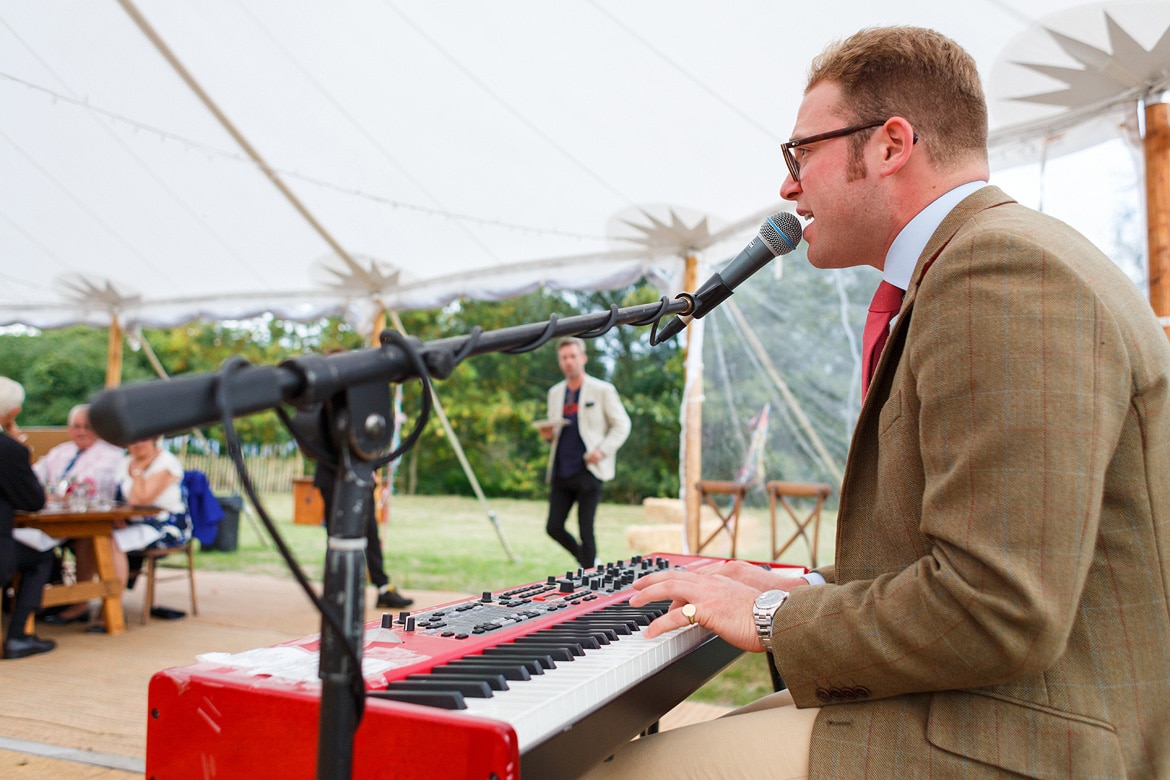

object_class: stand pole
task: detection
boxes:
[312,382,394,780]
[316,458,374,780]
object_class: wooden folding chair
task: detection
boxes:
[694,480,752,558]
[765,480,832,568]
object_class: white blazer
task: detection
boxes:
[545,374,630,483]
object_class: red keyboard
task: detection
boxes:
[146,553,804,779]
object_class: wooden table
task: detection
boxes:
[15,504,154,635]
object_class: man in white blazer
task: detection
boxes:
[540,337,630,568]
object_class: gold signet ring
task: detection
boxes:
[682,603,697,625]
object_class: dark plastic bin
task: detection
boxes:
[212,494,243,552]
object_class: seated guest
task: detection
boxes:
[49,436,189,627]
[33,404,125,625]
[32,404,123,501]
[110,437,190,591]
[0,377,56,659]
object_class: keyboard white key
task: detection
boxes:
[456,622,708,750]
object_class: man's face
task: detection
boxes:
[780,81,887,272]
[69,410,97,451]
[558,344,587,381]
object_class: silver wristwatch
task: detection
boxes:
[753,589,789,652]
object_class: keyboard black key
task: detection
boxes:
[368,689,466,710]
[413,671,509,691]
[384,679,494,699]
[444,658,540,678]
[482,646,571,665]
[510,638,589,656]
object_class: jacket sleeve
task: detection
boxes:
[1,439,47,513]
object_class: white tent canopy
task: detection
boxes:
[2,1,1167,331]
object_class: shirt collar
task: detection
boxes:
[883,180,988,291]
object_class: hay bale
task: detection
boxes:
[626,523,687,555]
[641,497,684,524]
[629,497,760,558]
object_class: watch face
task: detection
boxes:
[757,589,787,610]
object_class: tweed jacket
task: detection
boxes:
[771,187,1170,778]
[545,374,630,483]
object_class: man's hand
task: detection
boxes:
[692,558,808,593]
[584,449,603,464]
[629,570,757,651]
[629,562,809,652]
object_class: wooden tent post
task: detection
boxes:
[1145,96,1170,340]
[106,315,123,388]
[371,310,389,523]
[682,253,703,553]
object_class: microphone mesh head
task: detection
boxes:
[759,212,803,256]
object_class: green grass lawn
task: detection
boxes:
[196,491,835,708]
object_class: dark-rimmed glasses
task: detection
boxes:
[780,120,887,182]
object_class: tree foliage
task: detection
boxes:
[393,283,683,502]
[0,283,684,503]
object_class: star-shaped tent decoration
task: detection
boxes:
[315,255,403,296]
[1011,11,1170,110]
[618,208,713,257]
[55,274,143,313]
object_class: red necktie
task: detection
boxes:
[861,280,905,398]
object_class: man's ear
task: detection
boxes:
[878,117,916,176]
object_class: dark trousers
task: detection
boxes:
[363,509,388,589]
[546,470,603,568]
[1,539,53,640]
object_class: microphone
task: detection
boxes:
[656,211,803,342]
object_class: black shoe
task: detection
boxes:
[150,606,186,621]
[3,634,56,659]
[41,609,90,626]
[376,588,414,609]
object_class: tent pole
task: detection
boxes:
[1144,95,1170,340]
[106,315,123,388]
[387,311,519,563]
[370,311,389,525]
[726,300,843,486]
[681,253,702,553]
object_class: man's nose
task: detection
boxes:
[780,172,801,201]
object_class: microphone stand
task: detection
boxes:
[87,295,689,780]
[296,381,393,780]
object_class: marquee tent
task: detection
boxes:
[4,2,1170,546]
[4,0,1167,334]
